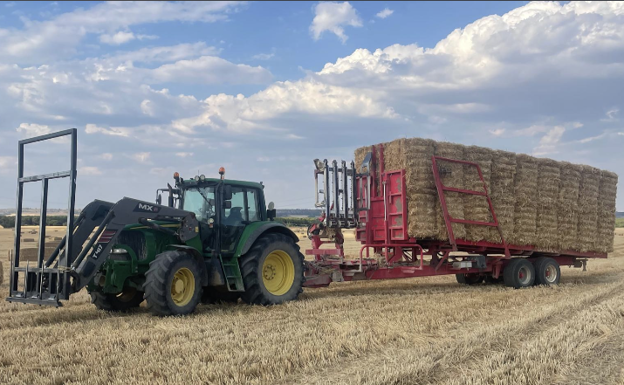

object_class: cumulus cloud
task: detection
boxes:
[310,2,362,43]
[16,123,51,137]
[150,56,273,85]
[376,8,393,19]
[131,152,151,163]
[85,124,131,137]
[79,166,102,175]
[252,52,275,60]
[100,31,136,45]
[533,126,565,156]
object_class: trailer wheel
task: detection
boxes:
[143,251,203,316]
[456,273,484,285]
[503,259,535,289]
[533,257,560,286]
[89,288,144,312]
[240,233,304,305]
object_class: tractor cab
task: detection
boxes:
[156,169,277,257]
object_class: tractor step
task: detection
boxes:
[219,257,244,292]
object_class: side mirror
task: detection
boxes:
[224,201,232,209]
[224,185,232,201]
[267,201,276,221]
[156,194,162,205]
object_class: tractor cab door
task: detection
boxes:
[181,185,217,251]
[220,186,262,255]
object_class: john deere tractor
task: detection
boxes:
[7,129,304,316]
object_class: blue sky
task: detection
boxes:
[0,1,623,211]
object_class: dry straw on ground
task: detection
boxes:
[356,138,617,253]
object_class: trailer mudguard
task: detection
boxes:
[234,222,299,258]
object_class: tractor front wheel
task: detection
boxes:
[89,287,144,312]
[143,251,203,316]
[240,233,304,305]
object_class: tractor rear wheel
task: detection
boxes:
[143,251,203,316]
[89,287,144,312]
[240,233,304,305]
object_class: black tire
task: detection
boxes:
[456,273,484,285]
[503,259,535,289]
[201,287,240,304]
[143,251,203,316]
[89,287,144,312]
[533,257,561,286]
[240,233,305,305]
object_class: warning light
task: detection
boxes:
[173,172,180,179]
[219,167,225,180]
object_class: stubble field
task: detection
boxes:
[0,226,623,385]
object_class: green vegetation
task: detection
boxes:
[273,217,316,227]
[616,218,624,228]
[0,215,75,228]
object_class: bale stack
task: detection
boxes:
[354,137,617,254]
[509,154,538,246]
[557,162,581,251]
[596,170,618,253]
[403,138,437,238]
[462,146,493,242]
[489,150,517,243]
[535,159,561,251]
[576,166,601,252]
[433,142,466,240]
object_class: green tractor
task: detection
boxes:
[7,129,305,316]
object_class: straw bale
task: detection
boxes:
[403,138,437,238]
[557,162,581,250]
[489,150,517,242]
[462,146,493,242]
[576,165,600,252]
[535,159,561,251]
[596,170,618,253]
[433,142,466,240]
[509,154,538,245]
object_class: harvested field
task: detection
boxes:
[1,226,624,384]
[357,138,618,253]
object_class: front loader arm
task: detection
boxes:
[72,197,198,292]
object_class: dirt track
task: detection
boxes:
[0,227,623,385]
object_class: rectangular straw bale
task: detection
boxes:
[536,159,561,251]
[596,170,618,253]
[403,138,437,238]
[489,150,517,243]
[462,146,493,242]
[557,162,581,251]
[576,165,600,252]
[510,154,538,245]
[433,142,466,240]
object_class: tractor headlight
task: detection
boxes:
[111,248,128,254]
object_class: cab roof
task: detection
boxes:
[180,177,263,190]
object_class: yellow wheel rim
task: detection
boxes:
[170,267,195,307]
[262,250,295,296]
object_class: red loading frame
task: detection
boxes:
[303,146,607,288]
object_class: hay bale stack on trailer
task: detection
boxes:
[356,137,617,254]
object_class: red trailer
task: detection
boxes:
[303,145,606,289]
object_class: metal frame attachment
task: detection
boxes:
[7,129,77,306]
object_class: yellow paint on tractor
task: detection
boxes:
[170,267,195,306]
[262,250,295,296]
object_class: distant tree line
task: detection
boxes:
[0,216,74,228]
[276,209,321,218]
[273,217,316,227]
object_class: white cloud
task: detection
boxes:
[85,124,130,137]
[601,107,620,122]
[0,156,16,173]
[310,2,362,43]
[533,126,565,156]
[252,52,275,60]
[376,8,393,19]
[175,152,194,158]
[140,100,154,116]
[257,156,270,162]
[16,123,51,137]
[79,166,102,175]
[100,31,136,45]
[0,1,245,63]
[489,128,505,137]
[131,152,151,163]
[150,56,273,85]
[100,153,113,161]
